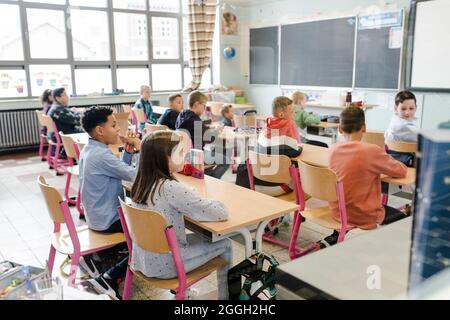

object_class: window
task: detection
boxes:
[0,4,24,61]
[24,0,65,4]
[74,68,112,95]
[0,0,210,98]
[29,65,72,96]
[113,0,146,10]
[0,70,28,98]
[152,17,179,59]
[151,64,182,91]
[70,9,110,61]
[117,68,149,93]
[114,13,148,61]
[149,0,179,13]
[69,0,107,8]
[184,67,212,89]
[27,9,67,59]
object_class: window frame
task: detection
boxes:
[0,0,213,99]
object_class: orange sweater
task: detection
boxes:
[329,141,407,230]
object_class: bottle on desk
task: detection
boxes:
[345,91,352,107]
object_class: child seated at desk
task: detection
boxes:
[384,90,418,167]
[157,93,184,130]
[130,131,232,300]
[79,106,141,299]
[253,96,301,196]
[175,91,228,179]
[291,91,328,148]
[221,104,234,127]
[320,107,408,248]
[134,85,157,130]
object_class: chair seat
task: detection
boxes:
[67,165,79,176]
[132,257,227,290]
[275,191,311,203]
[302,206,355,230]
[51,225,125,255]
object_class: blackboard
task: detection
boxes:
[280,17,356,87]
[355,10,404,90]
[249,26,279,85]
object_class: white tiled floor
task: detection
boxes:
[0,151,411,299]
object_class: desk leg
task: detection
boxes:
[233,228,253,258]
[331,129,337,144]
[254,220,270,254]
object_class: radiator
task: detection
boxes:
[0,110,40,150]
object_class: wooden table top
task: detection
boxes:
[123,173,299,236]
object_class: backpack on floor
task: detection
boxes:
[228,252,279,300]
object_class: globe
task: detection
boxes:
[223,47,236,59]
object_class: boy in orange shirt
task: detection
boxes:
[320,107,408,248]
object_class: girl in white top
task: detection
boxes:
[130,131,232,300]
[385,90,418,143]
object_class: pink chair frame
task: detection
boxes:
[117,207,210,300]
[47,200,117,287]
[46,121,70,175]
[63,142,84,217]
[246,159,319,260]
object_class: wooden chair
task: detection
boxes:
[37,176,125,287]
[117,199,226,300]
[41,115,69,175]
[114,112,132,137]
[35,110,48,161]
[246,151,317,259]
[386,140,418,153]
[294,161,353,254]
[144,124,169,135]
[362,130,385,149]
[59,132,84,218]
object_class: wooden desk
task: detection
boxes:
[276,217,412,300]
[309,121,339,129]
[152,106,170,115]
[291,144,416,186]
[122,173,299,257]
[306,102,379,111]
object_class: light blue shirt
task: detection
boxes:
[79,138,138,231]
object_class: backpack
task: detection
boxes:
[228,252,279,300]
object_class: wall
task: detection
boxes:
[217,0,450,131]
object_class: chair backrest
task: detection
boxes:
[234,114,257,129]
[76,140,86,152]
[248,151,292,185]
[207,102,225,117]
[35,110,46,128]
[114,112,131,136]
[59,132,79,160]
[119,199,171,254]
[362,130,385,149]
[386,140,418,153]
[132,107,147,123]
[145,124,169,134]
[298,161,339,202]
[41,114,56,135]
[37,176,66,224]
[176,129,192,153]
[122,105,133,120]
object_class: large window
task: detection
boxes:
[0,0,212,98]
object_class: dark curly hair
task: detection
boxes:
[82,106,113,134]
[395,90,416,106]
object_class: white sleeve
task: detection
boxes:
[163,180,229,222]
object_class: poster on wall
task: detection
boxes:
[222,12,238,35]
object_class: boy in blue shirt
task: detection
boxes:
[158,93,184,130]
[134,85,157,130]
[79,106,141,299]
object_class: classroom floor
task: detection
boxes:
[0,151,410,299]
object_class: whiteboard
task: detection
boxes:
[408,0,450,90]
